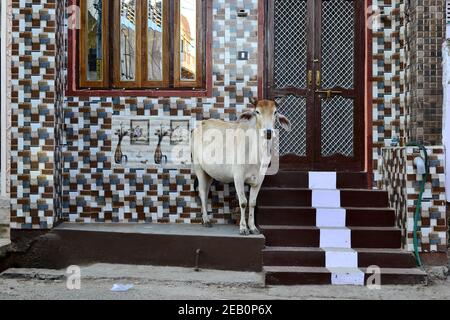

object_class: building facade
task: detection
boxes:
[1,0,448,271]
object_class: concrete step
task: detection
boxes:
[264,266,427,285]
[8,223,265,272]
[263,171,370,189]
[257,206,395,227]
[263,247,417,268]
[257,188,389,208]
[259,225,402,249]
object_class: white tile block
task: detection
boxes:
[320,227,351,248]
[312,190,340,207]
[309,172,337,189]
[325,249,358,268]
[316,208,346,227]
[330,268,365,286]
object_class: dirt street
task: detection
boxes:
[0,264,449,300]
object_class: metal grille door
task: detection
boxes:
[320,0,355,157]
[321,96,354,157]
[266,0,365,170]
[321,0,355,89]
[276,96,307,157]
[273,0,308,89]
[271,0,309,159]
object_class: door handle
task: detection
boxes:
[315,89,343,99]
[316,70,321,86]
[307,70,313,86]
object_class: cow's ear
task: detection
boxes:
[277,114,291,131]
[238,111,255,122]
[249,96,258,107]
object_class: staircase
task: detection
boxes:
[257,171,427,286]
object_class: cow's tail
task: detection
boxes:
[194,177,199,193]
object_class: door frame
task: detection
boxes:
[257,0,373,174]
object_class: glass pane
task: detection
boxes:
[86,0,103,81]
[180,0,197,81]
[147,0,163,81]
[120,0,137,81]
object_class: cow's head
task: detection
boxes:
[239,97,291,140]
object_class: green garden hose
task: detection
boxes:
[406,142,429,267]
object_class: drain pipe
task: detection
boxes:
[406,142,429,268]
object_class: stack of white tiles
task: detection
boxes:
[309,172,365,286]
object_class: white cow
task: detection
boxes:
[191,98,291,235]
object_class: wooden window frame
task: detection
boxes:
[68,0,213,97]
[79,0,110,88]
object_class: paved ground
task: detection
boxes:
[0,263,449,300]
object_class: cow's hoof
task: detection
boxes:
[249,228,260,235]
[203,221,213,228]
[239,228,250,236]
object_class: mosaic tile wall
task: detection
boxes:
[371,0,446,179]
[406,0,445,146]
[61,0,258,224]
[8,0,447,247]
[10,0,57,229]
[371,0,408,182]
[380,146,447,252]
[374,1,448,253]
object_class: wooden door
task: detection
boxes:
[266,0,366,171]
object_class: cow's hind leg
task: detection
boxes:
[195,166,214,227]
[248,183,262,235]
[234,176,249,236]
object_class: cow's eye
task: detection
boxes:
[255,110,261,115]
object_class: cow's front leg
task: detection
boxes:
[195,167,214,227]
[234,177,249,235]
[248,182,262,235]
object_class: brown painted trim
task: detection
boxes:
[204,0,213,97]
[257,0,265,100]
[66,88,211,98]
[366,0,374,185]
